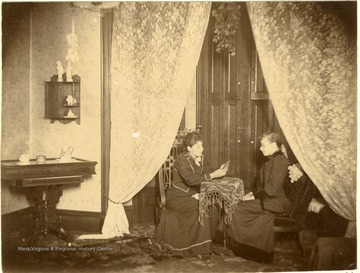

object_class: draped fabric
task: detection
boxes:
[199,178,244,226]
[97,2,211,238]
[246,2,356,237]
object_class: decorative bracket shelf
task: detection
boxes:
[44,74,81,124]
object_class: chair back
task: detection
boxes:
[283,173,316,225]
[157,143,181,208]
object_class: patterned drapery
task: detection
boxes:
[99,2,211,238]
[247,2,356,237]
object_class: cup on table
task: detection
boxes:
[36,155,46,164]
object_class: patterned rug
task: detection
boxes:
[2,225,309,273]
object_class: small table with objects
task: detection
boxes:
[1,158,97,245]
[199,176,244,247]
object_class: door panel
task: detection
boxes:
[224,100,239,175]
[197,4,277,190]
[253,101,273,179]
[209,104,221,165]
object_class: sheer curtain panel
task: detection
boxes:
[80,2,211,239]
[247,2,356,237]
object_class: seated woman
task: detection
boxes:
[147,132,229,258]
[221,132,292,263]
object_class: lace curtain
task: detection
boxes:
[247,2,356,237]
[97,2,211,238]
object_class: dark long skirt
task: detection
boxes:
[225,199,275,263]
[151,195,212,258]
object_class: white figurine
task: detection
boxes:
[56,61,64,82]
[66,110,75,117]
[66,61,73,82]
[65,95,77,106]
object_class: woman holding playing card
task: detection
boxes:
[145,132,229,259]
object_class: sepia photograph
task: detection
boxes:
[1,1,357,272]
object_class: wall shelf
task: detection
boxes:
[61,116,79,119]
[45,74,80,124]
[63,104,80,107]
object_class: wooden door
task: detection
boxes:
[197,4,277,189]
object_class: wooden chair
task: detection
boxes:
[155,143,181,224]
[274,173,316,254]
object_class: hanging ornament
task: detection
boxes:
[65,19,79,82]
[212,3,241,55]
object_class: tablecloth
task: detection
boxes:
[199,177,244,226]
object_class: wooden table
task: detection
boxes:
[199,177,244,247]
[1,158,97,245]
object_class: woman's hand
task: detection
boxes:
[220,161,230,171]
[192,193,200,200]
[308,198,325,214]
[242,192,255,201]
[210,166,228,179]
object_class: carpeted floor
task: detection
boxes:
[2,224,310,273]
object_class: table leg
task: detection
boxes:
[22,185,74,245]
[223,201,227,248]
[21,188,44,244]
[223,223,226,247]
[45,185,74,243]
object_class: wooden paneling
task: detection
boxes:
[1,207,32,235]
[133,183,156,225]
[57,209,103,232]
[250,51,269,100]
[1,207,135,235]
[101,12,113,217]
[197,4,278,190]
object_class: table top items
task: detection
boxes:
[36,154,47,164]
[18,151,30,164]
[199,176,244,226]
[1,158,97,184]
[58,146,74,162]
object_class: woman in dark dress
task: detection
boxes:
[148,132,229,258]
[225,132,292,263]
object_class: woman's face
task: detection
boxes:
[260,137,278,157]
[187,141,204,158]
